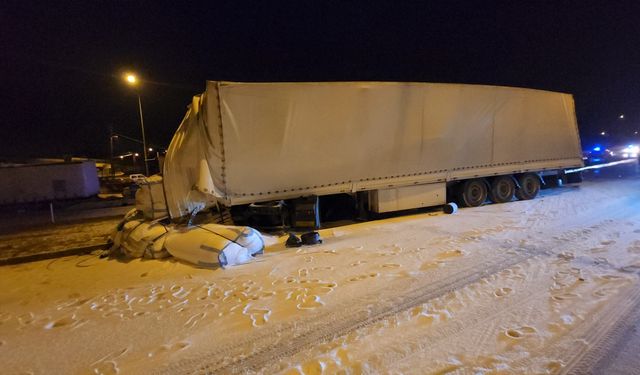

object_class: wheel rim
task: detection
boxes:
[517,175,539,200]
[489,177,514,203]
[498,181,510,198]
[524,178,536,195]
[470,186,481,200]
[465,180,486,206]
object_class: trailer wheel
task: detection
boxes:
[460,178,488,207]
[489,176,515,203]
[515,173,540,200]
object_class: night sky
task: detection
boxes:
[2,1,639,158]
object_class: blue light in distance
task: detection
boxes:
[593,146,601,152]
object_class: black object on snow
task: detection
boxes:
[285,233,302,248]
[301,231,323,245]
[443,202,458,214]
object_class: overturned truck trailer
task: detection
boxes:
[163,81,583,228]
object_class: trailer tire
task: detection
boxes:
[459,179,488,207]
[488,176,515,203]
[515,173,540,200]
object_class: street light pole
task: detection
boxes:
[123,72,149,176]
[109,128,115,177]
[136,94,149,176]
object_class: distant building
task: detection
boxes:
[0,160,99,204]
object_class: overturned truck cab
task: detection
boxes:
[162,81,584,229]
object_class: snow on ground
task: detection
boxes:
[0,218,119,260]
[0,205,130,261]
[1,173,640,374]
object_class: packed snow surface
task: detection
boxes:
[0,218,118,260]
[1,176,640,374]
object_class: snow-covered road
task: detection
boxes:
[1,167,639,374]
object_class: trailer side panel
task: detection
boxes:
[217,82,582,201]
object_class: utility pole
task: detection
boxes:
[109,127,115,176]
[123,72,150,176]
[137,94,149,176]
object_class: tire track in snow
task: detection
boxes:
[274,226,640,374]
[561,280,640,374]
[175,253,538,374]
[498,276,640,375]
[314,260,558,373]
[162,219,623,375]
[393,251,640,374]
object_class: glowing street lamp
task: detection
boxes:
[600,131,606,136]
[618,114,625,119]
[123,72,149,176]
[125,74,137,85]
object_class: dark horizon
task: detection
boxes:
[2,1,639,159]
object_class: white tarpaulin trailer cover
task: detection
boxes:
[164,82,583,219]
